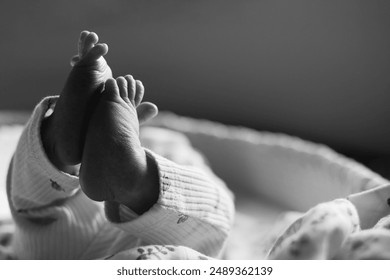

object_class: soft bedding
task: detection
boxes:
[0,111,389,259]
[0,123,20,259]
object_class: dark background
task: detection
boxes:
[1,0,389,174]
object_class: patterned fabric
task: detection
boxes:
[106,245,211,260]
[268,198,390,259]
[268,199,359,259]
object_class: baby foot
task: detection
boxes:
[80,76,159,214]
[42,31,112,166]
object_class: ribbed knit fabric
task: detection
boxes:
[7,97,235,259]
[106,152,234,257]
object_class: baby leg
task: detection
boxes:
[42,31,112,167]
[80,77,159,214]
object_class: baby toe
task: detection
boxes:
[116,76,129,101]
[78,30,90,56]
[82,43,108,62]
[124,75,136,105]
[81,32,99,57]
[134,80,144,107]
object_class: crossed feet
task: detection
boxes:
[41,31,159,214]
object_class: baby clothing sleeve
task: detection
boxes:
[6,96,116,259]
[9,97,80,210]
[105,150,235,259]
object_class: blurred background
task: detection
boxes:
[0,0,389,177]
